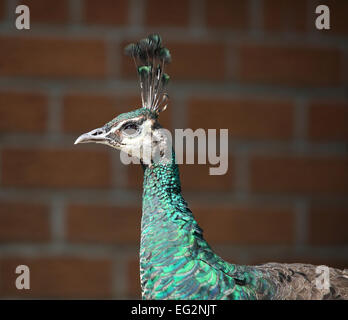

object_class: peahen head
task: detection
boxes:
[74,34,172,164]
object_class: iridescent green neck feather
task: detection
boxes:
[139,151,277,300]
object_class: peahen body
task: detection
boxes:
[75,34,348,300]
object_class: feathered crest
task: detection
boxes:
[124,34,171,115]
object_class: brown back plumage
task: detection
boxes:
[255,262,348,300]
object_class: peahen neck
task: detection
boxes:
[140,150,201,251]
[138,150,273,300]
[139,150,206,298]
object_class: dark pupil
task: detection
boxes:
[123,122,138,135]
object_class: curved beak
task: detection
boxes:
[74,127,108,145]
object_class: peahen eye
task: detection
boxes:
[122,122,139,135]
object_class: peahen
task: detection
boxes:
[75,34,348,300]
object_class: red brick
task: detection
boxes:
[188,97,294,140]
[84,0,128,25]
[308,101,348,141]
[309,206,348,245]
[122,41,226,81]
[180,158,234,191]
[0,37,106,77]
[67,204,141,244]
[127,258,141,298]
[238,45,341,86]
[264,0,307,32]
[191,205,295,245]
[166,42,226,81]
[250,155,348,194]
[145,0,189,27]
[127,164,143,191]
[0,91,47,133]
[0,202,50,242]
[19,0,69,23]
[1,148,112,188]
[127,158,234,192]
[63,93,172,134]
[205,0,248,29]
[313,0,348,35]
[63,93,139,133]
[0,257,112,298]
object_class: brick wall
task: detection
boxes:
[0,0,347,299]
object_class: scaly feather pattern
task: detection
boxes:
[139,151,277,300]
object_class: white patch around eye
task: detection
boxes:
[121,119,154,159]
[119,119,172,164]
[122,119,152,140]
[122,120,152,148]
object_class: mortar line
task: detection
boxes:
[50,196,66,244]
[225,39,240,81]
[47,88,63,136]
[172,91,188,130]
[294,200,309,251]
[111,256,120,298]
[189,0,205,37]
[128,0,145,34]
[68,0,83,25]
[233,150,249,200]
[111,151,128,189]
[293,97,309,153]
[249,0,264,37]
[6,0,19,22]
[105,36,120,78]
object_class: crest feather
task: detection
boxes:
[124,34,171,114]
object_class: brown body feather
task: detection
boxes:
[255,263,348,299]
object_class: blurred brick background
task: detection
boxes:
[0,0,347,299]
